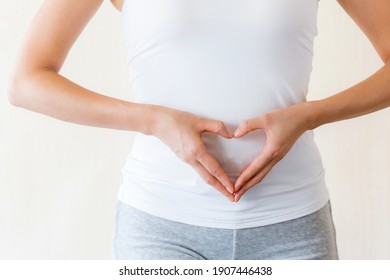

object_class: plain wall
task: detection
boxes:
[1,0,389,259]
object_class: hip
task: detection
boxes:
[111,199,339,260]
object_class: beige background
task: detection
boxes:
[1,0,389,259]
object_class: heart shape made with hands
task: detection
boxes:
[201,122,268,202]
[201,104,311,202]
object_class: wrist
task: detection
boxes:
[297,100,321,131]
[141,104,166,136]
[122,102,164,135]
[142,104,176,137]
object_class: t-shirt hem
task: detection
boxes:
[116,187,330,229]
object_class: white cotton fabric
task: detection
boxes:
[117,0,330,229]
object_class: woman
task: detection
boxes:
[7,0,390,260]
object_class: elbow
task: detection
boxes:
[7,69,40,108]
[7,65,58,108]
[7,73,23,107]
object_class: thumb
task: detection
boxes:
[234,116,264,138]
[202,119,234,139]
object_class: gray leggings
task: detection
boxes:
[111,200,339,260]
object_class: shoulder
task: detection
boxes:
[110,0,125,12]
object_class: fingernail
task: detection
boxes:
[234,129,240,137]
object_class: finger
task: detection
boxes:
[234,157,278,202]
[201,119,234,138]
[196,146,235,194]
[234,116,264,138]
[240,162,250,174]
[234,144,274,191]
[191,159,235,202]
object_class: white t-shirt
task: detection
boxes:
[117,0,330,229]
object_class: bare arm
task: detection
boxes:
[6,0,236,200]
[308,0,390,129]
[7,0,157,134]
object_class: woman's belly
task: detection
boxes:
[128,56,323,186]
[129,127,323,194]
[124,27,321,186]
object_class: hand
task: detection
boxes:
[232,102,315,202]
[152,106,236,202]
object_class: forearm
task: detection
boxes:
[306,60,390,129]
[7,69,159,135]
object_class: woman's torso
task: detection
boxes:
[117,0,330,229]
